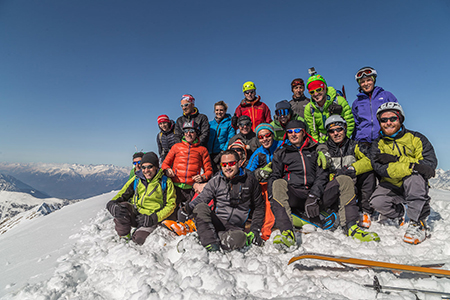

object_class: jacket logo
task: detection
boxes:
[242,187,250,190]
[306,154,312,157]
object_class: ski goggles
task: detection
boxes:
[379,116,399,123]
[275,108,290,116]
[183,128,196,133]
[180,103,190,108]
[287,128,303,134]
[220,160,238,167]
[133,161,141,166]
[309,87,324,95]
[327,127,344,134]
[141,164,155,170]
[258,132,272,139]
[291,80,304,87]
[355,68,377,80]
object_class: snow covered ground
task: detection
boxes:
[1,189,450,299]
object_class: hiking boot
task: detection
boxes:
[205,243,221,252]
[120,233,131,241]
[403,220,429,245]
[348,224,380,242]
[184,219,197,232]
[358,212,372,229]
[273,230,296,248]
[162,220,187,235]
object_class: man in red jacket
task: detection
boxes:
[233,81,272,132]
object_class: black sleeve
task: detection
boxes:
[199,114,210,147]
[267,148,284,200]
[174,117,183,144]
[249,175,265,233]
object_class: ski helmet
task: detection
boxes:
[242,81,256,93]
[306,74,327,91]
[376,102,405,123]
[325,115,347,130]
[355,67,377,83]
[182,120,199,132]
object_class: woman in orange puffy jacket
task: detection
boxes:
[161,121,213,220]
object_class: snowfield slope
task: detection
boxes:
[1,189,450,299]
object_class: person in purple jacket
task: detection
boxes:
[352,67,398,144]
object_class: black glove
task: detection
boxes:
[336,166,356,179]
[137,213,158,227]
[414,163,435,180]
[231,115,238,129]
[328,103,343,115]
[375,153,399,164]
[246,231,264,246]
[177,203,193,222]
[106,201,129,218]
[305,194,320,219]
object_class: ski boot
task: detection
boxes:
[358,212,372,229]
[403,220,430,245]
[273,230,296,248]
[162,219,197,236]
[348,224,380,242]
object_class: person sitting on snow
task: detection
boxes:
[182,149,266,252]
[106,152,176,245]
[370,102,437,245]
[322,115,379,242]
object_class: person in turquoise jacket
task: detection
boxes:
[207,101,235,172]
[304,74,355,143]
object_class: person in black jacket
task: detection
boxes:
[156,114,177,166]
[185,149,266,252]
[174,94,210,147]
[268,120,328,248]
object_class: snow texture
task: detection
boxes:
[1,189,450,299]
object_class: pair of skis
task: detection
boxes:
[289,253,450,297]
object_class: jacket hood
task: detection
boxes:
[240,95,261,107]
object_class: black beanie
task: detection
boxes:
[141,152,159,167]
[133,152,145,160]
[286,120,306,130]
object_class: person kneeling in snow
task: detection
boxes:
[106,152,176,245]
[182,149,266,252]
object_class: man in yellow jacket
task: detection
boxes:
[106,152,176,245]
[370,102,437,245]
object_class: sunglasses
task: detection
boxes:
[238,122,251,127]
[309,87,324,95]
[180,103,190,108]
[183,129,196,133]
[327,127,344,134]
[133,161,141,166]
[141,164,155,170]
[356,68,376,80]
[380,116,399,123]
[244,90,255,95]
[221,161,238,167]
[287,128,303,134]
[275,108,290,116]
[258,132,272,139]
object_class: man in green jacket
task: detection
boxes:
[271,100,307,141]
[304,74,355,143]
[370,102,437,245]
[107,152,176,245]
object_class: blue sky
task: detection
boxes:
[1,0,449,170]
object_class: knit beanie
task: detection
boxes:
[275,100,291,111]
[306,74,327,91]
[286,120,307,130]
[237,115,252,125]
[228,139,248,161]
[132,152,145,160]
[255,123,275,136]
[290,78,304,91]
[157,115,170,124]
[181,94,195,105]
[141,152,159,167]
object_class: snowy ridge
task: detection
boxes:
[1,190,450,298]
[0,173,48,198]
[430,168,450,191]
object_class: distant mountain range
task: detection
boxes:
[0,162,130,200]
[0,173,49,198]
[430,169,450,191]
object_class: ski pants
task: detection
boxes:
[193,202,247,251]
[322,175,359,228]
[355,171,376,214]
[168,186,194,221]
[370,174,430,222]
[113,203,157,245]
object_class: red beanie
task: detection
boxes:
[157,115,170,124]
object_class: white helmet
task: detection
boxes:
[376,102,405,123]
[325,115,347,130]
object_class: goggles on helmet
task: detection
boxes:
[355,68,377,80]
[275,108,290,116]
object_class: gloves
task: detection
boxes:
[375,153,399,164]
[246,231,264,246]
[106,201,129,218]
[255,162,273,181]
[305,194,320,219]
[317,151,330,169]
[328,103,343,115]
[414,163,435,180]
[137,213,158,227]
[336,166,356,179]
[231,115,238,129]
[177,203,193,222]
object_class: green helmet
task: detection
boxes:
[306,74,327,90]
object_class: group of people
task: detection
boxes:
[106,66,438,252]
